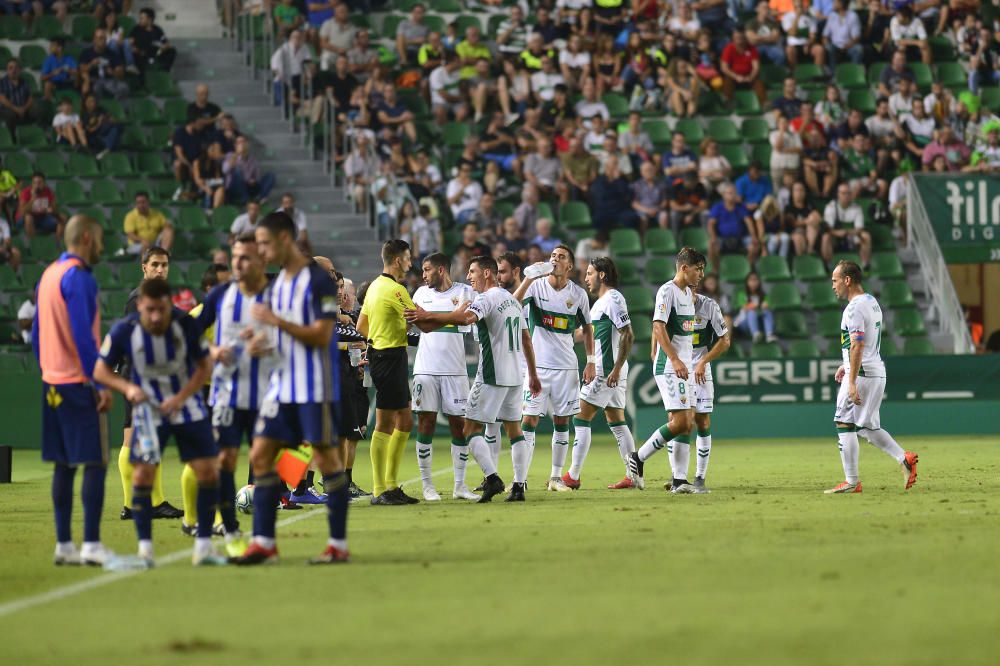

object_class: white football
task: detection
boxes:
[235,484,254,514]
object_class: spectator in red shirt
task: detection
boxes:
[720,29,766,105]
[17,172,65,239]
[790,100,824,135]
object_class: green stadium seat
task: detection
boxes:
[77,206,109,229]
[720,144,749,173]
[621,286,655,317]
[34,14,64,40]
[167,265,188,288]
[0,355,25,373]
[867,223,895,252]
[381,14,403,39]
[902,337,934,355]
[537,201,554,221]
[880,333,899,356]
[16,126,51,150]
[749,341,783,359]
[893,309,927,337]
[867,62,886,86]
[145,71,180,97]
[834,63,867,90]
[118,262,144,287]
[18,44,46,69]
[793,63,828,88]
[72,15,98,41]
[28,235,60,262]
[441,122,469,150]
[720,255,750,284]
[56,179,88,206]
[817,310,842,336]
[741,117,770,144]
[642,119,671,146]
[454,15,482,34]
[832,252,861,268]
[123,179,155,202]
[130,98,166,125]
[630,316,652,346]
[760,63,787,88]
[937,62,966,90]
[179,207,211,231]
[0,264,20,291]
[423,15,445,33]
[90,180,124,206]
[103,290,131,319]
[136,152,168,178]
[680,227,709,253]
[211,205,240,230]
[68,152,100,178]
[0,126,12,150]
[929,35,956,61]
[0,16,29,40]
[775,311,808,338]
[120,125,148,150]
[101,153,135,179]
[21,264,44,289]
[870,252,903,279]
[610,229,642,256]
[880,281,915,308]
[602,93,629,118]
[91,263,119,289]
[163,98,188,125]
[793,254,826,281]
[645,228,677,256]
[707,118,741,144]
[751,143,772,170]
[644,257,673,284]
[733,90,762,115]
[786,339,821,358]
[805,281,839,309]
[767,282,802,310]
[4,153,32,180]
[559,201,592,229]
[757,255,791,282]
[35,153,67,179]
[910,63,933,91]
[981,87,1000,113]
[847,89,876,115]
[674,119,704,145]
[101,98,127,123]
[616,258,640,285]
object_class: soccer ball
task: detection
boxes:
[236,484,254,514]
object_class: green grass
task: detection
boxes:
[2,435,1000,665]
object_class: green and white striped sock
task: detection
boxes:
[451,437,469,489]
[416,433,433,487]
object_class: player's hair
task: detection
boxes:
[356,280,370,307]
[334,271,344,281]
[201,264,228,292]
[590,256,619,288]
[138,277,171,300]
[381,239,411,265]
[141,245,170,265]
[258,211,296,237]
[676,246,706,268]
[422,252,449,270]
[234,232,256,246]
[553,243,575,266]
[470,255,498,275]
[837,260,864,285]
[497,251,522,272]
[63,214,101,248]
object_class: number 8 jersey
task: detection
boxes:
[468,286,524,387]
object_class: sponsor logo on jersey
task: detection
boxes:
[682,319,695,331]
[542,314,570,330]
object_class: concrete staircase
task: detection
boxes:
[167,35,384,282]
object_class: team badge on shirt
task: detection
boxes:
[566,299,574,309]
[451,296,459,306]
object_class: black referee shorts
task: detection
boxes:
[369,346,410,410]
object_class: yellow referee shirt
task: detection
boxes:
[361,274,414,350]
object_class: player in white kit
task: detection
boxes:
[562,257,637,490]
[406,255,540,503]
[684,286,730,493]
[514,245,594,492]
[410,253,479,501]
[826,260,919,493]
[627,247,704,493]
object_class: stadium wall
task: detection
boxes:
[2,355,999,449]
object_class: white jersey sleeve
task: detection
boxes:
[841,293,886,378]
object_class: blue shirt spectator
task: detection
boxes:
[709,199,751,239]
[41,44,78,87]
[734,165,773,211]
[662,133,699,178]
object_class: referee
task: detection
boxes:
[357,239,419,506]
[34,215,113,566]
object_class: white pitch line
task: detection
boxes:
[0,463,464,619]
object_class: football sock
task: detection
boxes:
[522,424,536,479]
[511,434,528,483]
[51,463,76,544]
[386,429,409,490]
[696,428,712,479]
[568,417,591,481]
[451,437,468,489]
[468,432,497,477]
[181,463,198,525]
[838,428,860,484]
[219,468,238,533]
[323,472,349,542]
[345,467,353,485]
[132,484,153,541]
[81,464,105,543]
[252,472,280,539]
[668,434,691,481]
[860,428,906,464]
[550,422,569,478]
[294,470,315,496]
[416,433,433,487]
[196,481,220,539]
[638,424,671,462]
[609,421,634,463]
[369,430,390,496]
[484,423,501,472]
[118,444,131,506]
[152,462,165,507]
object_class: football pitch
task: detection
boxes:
[2,434,999,665]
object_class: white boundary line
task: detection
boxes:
[0,464,462,619]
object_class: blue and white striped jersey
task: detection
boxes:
[265,262,340,404]
[198,281,279,411]
[100,310,210,424]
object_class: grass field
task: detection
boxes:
[2,434,1000,665]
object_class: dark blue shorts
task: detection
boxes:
[254,402,336,448]
[129,418,217,464]
[213,406,258,448]
[41,383,109,466]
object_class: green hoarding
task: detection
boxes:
[911,173,1000,263]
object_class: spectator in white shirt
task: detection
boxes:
[888,6,930,65]
[887,75,916,119]
[229,200,261,243]
[276,192,310,245]
[446,163,484,224]
[17,295,35,344]
[429,53,467,125]
[530,56,565,104]
[821,183,871,266]
[52,98,87,148]
[821,0,862,66]
[559,34,591,91]
[573,76,610,129]
[0,216,20,273]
